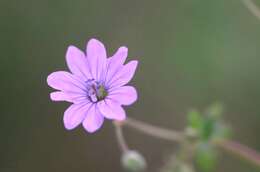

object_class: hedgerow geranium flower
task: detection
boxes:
[47,38,138,133]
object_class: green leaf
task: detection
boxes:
[195,143,217,172]
[201,118,215,140]
[205,103,223,119]
[187,110,203,130]
[187,104,230,141]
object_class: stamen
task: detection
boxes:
[85,79,108,102]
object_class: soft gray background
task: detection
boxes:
[1,0,260,171]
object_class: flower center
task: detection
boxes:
[86,79,108,102]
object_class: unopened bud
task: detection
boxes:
[121,150,147,172]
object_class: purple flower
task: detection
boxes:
[47,38,138,133]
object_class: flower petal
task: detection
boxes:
[105,46,128,83]
[86,38,107,81]
[107,86,137,106]
[50,91,72,102]
[50,91,88,104]
[66,45,92,80]
[82,105,104,133]
[97,100,126,120]
[63,102,92,130]
[107,60,138,88]
[47,71,86,93]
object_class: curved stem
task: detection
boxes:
[216,139,260,166]
[242,0,260,20]
[123,117,260,167]
[113,121,129,153]
[124,117,184,142]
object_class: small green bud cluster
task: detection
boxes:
[185,103,230,172]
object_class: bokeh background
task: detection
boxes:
[1,0,260,171]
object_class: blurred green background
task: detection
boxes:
[1,0,260,171]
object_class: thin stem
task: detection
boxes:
[124,117,184,142]
[242,0,260,20]
[123,117,260,167]
[215,139,260,166]
[113,121,129,153]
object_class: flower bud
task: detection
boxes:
[121,150,147,172]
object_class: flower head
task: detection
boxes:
[47,38,138,133]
